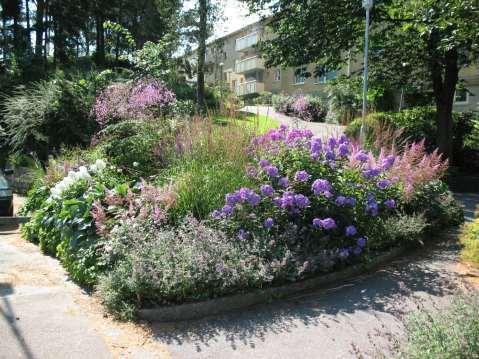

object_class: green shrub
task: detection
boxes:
[404,180,464,229]
[399,295,479,359]
[345,108,478,165]
[2,74,99,162]
[96,120,174,178]
[380,213,428,249]
[460,208,479,267]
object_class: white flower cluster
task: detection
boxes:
[50,159,107,200]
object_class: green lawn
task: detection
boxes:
[212,114,279,134]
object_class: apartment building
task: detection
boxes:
[200,20,478,112]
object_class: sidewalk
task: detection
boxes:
[240,105,346,138]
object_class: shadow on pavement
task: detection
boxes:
[149,239,462,353]
[0,283,35,359]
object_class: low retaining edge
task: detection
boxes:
[138,246,406,322]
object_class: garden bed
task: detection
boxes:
[18,81,465,321]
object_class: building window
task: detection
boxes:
[274,69,281,82]
[294,66,307,85]
[454,89,469,105]
[315,69,338,84]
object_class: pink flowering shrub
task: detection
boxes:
[388,140,448,200]
[92,79,176,126]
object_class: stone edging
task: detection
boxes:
[138,246,406,322]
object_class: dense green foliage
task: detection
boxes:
[460,207,479,267]
[399,295,479,359]
[345,108,478,168]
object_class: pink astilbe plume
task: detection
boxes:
[91,200,108,236]
[387,139,448,200]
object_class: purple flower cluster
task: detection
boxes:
[274,191,310,213]
[295,170,311,182]
[312,179,332,197]
[335,195,356,206]
[313,217,337,230]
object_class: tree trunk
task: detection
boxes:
[430,48,459,161]
[35,0,45,58]
[95,15,105,66]
[1,13,7,61]
[25,0,31,51]
[196,0,207,113]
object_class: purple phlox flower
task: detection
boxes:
[363,167,382,179]
[260,184,275,197]
[338,143,349,157]
[246,192,261,206]
[345,225,357,237]
[328,137,337,149]
[325,150,336,162]
[384,199,396,209]
[222,204,234,216]
[353,246,362,256]
[211,210,222,219]
[377,179,392,189]
[265,165,279,177]
[313,218,322,228]
[345,197,357,206]
[295,170,311,182]
[294,194,310,209]
[259,159,271,168]
[310,137,322,154]
[286,129,311,147]
[381,155,396,170]
[264,217,274,229]
[357,237,367,247]
[335,195,347,206]
[226,192,240,205]
[339,248,349,259]
[320,217,337,230]
[238,229,249,241]
[280,191,296,209]
[366,198,379,216]
[312,179,332,196]
[278,176,289,188]
[338,134,349,145]
[355,151,370,162]
[323,190,333,198]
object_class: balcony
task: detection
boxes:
[235,81,264,96]
[235,56,264,74]
[235,32,259,52]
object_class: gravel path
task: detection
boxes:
[240,105,346,138]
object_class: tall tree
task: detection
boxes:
[34,0,44,58]
[242,0,479,159]
[183,0,222,112]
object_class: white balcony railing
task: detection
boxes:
[235,56,264,73]
[235,32,258,51]
[235,81,264,96]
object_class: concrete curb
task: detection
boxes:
[138,247,405,323]
[0,216,31,226]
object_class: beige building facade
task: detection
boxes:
[200,20,478,112]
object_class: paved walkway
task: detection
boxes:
[240,105,346,138]
[0,194,477,358]
[0,216,170,358]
